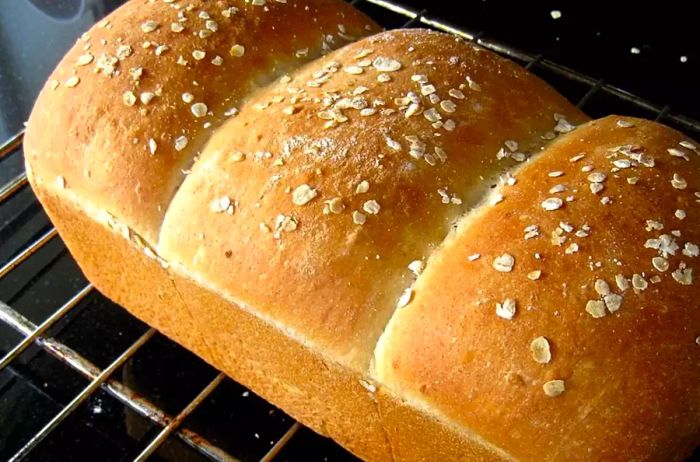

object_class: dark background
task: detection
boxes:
[398,1,699,120]
[0,1,698,461]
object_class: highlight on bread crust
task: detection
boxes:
[375,115,700,461]
[22,0,699,460]
[24,0,381,245]
[157,28,587,372]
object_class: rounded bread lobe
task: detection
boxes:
[158,28,587,370]
[374,116,700,461]
[24,0,380,244]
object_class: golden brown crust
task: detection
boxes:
[171,274,393,461]
[375,116,700,461]
[28,162,393,461]
[24,0,379,244]
[158,28,587,371]
[33,174,511,462]
[28,170,511,462]
[376,389,510,461]
[24,164,218,365]
[25,1,699,458]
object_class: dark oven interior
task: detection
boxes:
[1,1,698,461]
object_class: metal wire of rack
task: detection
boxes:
[0,0,698,460]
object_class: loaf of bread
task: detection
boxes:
[23,0,699,460]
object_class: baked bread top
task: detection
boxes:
[158,28,587,370]
[24,0,380,245]
[375,115,700,461]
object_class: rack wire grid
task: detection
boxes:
[1,0,699,461]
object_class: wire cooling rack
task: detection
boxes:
[1,0,699,460]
